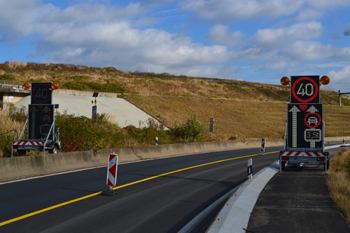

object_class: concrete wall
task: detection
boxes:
[0,137,347,182]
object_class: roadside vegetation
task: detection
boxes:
[327,149,350,224]
[0,105,206,157]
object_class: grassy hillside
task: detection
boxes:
[1,61,350,142]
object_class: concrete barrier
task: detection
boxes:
[325,136,350,143]
[0,147,139,182]
[0,137,346,182]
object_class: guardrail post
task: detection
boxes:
[11,128,16,157]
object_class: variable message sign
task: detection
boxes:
[31,82,53,105]
[28,104,54,140]
[291,76,320,104]
[287,103,323,149]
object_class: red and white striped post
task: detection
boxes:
[102,153,118,195]
[260,138,266,155]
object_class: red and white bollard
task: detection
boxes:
[102,153,118,195]
[259,138,266,155]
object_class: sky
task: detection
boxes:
[1,0,350,91]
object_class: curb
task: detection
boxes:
[207,161,280,233]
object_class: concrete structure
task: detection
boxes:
[0,82,30,106]
[14,90,161,128]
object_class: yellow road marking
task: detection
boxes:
[0,151,279,227]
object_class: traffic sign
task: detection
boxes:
[31,82,53,105]
[291,76,320,103]
[287,103,323,149]
[28,104,54,140]
[107,153,118,187]
[210,118,214,124]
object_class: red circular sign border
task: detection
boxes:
[304,112,321,128]
[32,83,51,104]
[292,77,319,103]
[40,111,53,124]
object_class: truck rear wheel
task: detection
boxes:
[49,145,58,154]
[17,150,26,156]
[281,162,286,170]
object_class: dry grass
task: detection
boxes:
[125,95,287,140]
[327,149,350,224]
[0,107,24,132]
[0,107,26,156]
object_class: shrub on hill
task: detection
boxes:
[171,115,204,142]
[61,81,126,94]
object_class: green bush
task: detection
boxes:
[346,154,350,174]
[0,133,15,157]
[171,115,204,142]
[0,73,14,80]
[339,149,345,155]
[62,81,126,94]
[55,114,105,151]
[8,104,27,122]
[66,75,89,81]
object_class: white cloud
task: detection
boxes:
[285,64,322,76]
[327,65,350,91]
[40,2,146,24]
[184,65,240,78]
[205,25,244,46]
[232,44,274,60]
[251,21,322,47]
[40,21,232,73]
[344,23,350,36]
[295,8,324,20]
[282,41,335,60]
[335,47,350,59]
[263,61,287,70]
[182,0,304,21]
[0,0,234,74]
[306,0,350,9]
[0,0,53,42]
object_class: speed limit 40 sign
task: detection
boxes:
[291,76,320,104]
[31,82,53,105]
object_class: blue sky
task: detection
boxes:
[1,0,350,91]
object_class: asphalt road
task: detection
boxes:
[0,146,282,233]
[247,148,350,233]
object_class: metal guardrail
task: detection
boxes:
[0,80,25,90]
[338,91,350,106]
